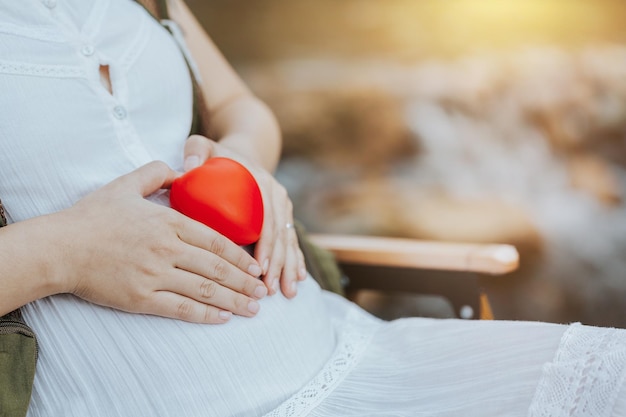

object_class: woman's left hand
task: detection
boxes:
[182,135,307,298]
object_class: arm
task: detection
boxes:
[168,0,281,171]
[168,0,307,298]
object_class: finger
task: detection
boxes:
[281,230,300,297]
[270,195,296,297]
[147,291,233,324]
[176,243,267,300]
[110,161,178,196]
[168,269,261,318]
[265,201,292,295]
[257,184,291,293]
[255,217,276,292]
[296,247,307,281]
[256,198,282,294]
[184,135,216,171]
[244,171,287,282]
[265,235,286,296]
[254,191,275,279]
[255,218,273,277]
[177,216,263,277]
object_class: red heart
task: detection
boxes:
[170,157,264,246]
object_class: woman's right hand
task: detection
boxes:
[54,161,266,324]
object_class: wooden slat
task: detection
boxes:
[308,234,519,275]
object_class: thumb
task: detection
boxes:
[113,161,178,197]
[183,135,216,171]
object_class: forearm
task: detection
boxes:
[208,96,282,172]
[170,0,282,172]
[0,214,66,315]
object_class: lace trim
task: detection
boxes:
[0,60,85,78]
[264,311,379,417]
[529,322,626,417]
[0,23,65,43]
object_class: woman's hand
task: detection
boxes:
[56,161,267,323]
[167,0,302,296]
[184,135,307,298]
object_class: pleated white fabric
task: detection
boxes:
[21,282,626,417]
[23,278,340,416]
[269,304,626,417]
[2,1,626,416]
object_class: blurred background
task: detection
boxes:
[187,0,626,327]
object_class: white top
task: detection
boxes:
[3,2,626,417]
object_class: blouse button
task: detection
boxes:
[81,45,95,57]
[113,106,127,120]
[42,0,57,9]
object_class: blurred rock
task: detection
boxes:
[265,45,626,326]
[567,153,622,206]
[247,79,419,172]
[187,0,626,326]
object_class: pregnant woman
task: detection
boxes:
[1,1,625,416]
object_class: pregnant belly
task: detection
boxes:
[23,277,336,417]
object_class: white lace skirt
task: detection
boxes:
[266,292,626,417]
[25,279,626,417]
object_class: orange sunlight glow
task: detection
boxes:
[372,0,626,58]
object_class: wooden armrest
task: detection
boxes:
[308,234,519,275]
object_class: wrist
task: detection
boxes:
[216,135,260,162]
[0,212,71,313]
[219,135,279,172]
[32,211,79,297]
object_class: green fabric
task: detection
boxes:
[0,199,5,227]
[0,332,37,417]
[0,201,37,417]
[295,222,345,296]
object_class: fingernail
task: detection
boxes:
[290,281,297,294]
[271,279,279,294]
[299,267,307,280]
[254,285,267,299]
[183,155,201,171]
[248,264,262,277]
[218,311,232,320]
[248,300,260,314]
[262,259,269,275]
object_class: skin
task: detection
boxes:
[0,0,305,321]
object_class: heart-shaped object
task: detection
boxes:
[170,157,264,245]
